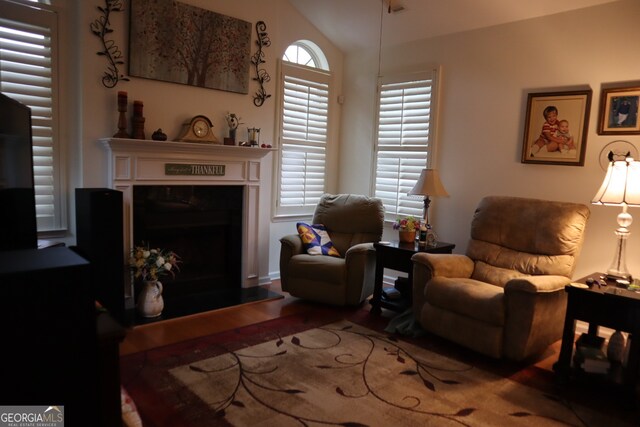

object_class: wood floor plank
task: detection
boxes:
[119,281,365,355]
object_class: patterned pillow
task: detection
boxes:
[296,222,341,257]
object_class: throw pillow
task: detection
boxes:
[296,222,341,257]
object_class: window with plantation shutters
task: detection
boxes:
[373,70,438,221]
[0,0,62,232]
[277,61,331,216]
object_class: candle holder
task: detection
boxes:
[113,91,130,138]
[247,127,260,146]
[131,100,146,139]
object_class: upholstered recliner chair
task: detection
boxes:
[279,193,384,306]
[412,196,590,361]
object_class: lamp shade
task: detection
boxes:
[408,169,449,197]
[592,158,640,207]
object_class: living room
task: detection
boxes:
[16,0,636,284]
[2,0,640,424]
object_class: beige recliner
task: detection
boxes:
[279,193,384,306]
[412,196,590,360]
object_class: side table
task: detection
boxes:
[370,240,455,314]
[553,272,640,402]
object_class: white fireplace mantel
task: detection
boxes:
[101,138,275,299]
[101,138,275,159]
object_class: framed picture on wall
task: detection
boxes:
[521,89,592,166]
[597,86,640,135]
[129,0,251,94]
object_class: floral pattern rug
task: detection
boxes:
[121,313,638,426]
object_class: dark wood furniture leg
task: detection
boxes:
[371,248,384,314]
[554,306,576,381]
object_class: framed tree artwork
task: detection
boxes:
[521,89,592,166]
[597,86,640,135]
[129,0,251,94]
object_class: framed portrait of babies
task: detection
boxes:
[521,89,592,166]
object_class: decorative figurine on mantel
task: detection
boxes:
[151,128,167,141]
[224,112,242,145]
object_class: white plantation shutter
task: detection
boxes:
[0,0,62,232]
[278,62,330,216]
[374,70,438,220]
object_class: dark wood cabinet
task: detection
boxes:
[0,247,125,425]
[0,247,95,422]
[553,272,640,404]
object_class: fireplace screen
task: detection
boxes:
[132,185,243,309]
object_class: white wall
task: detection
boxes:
[66,0,640,282]
[67,0,343,284]
[339,0,640,280]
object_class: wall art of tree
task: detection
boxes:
[129,0,251,94]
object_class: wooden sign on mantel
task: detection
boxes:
[165,163,225,176]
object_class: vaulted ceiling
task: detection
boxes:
[287,0,621,52]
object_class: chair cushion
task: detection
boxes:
[467,196,590,277]
[312,194,385,255]
[296,222,341,257]
[471,261,530,288]
[425,277,505,326]
[288,253,346,285]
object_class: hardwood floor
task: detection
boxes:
[119,280,566,376]
[119,280,383,355]
[120,283,640,423]
[119,280,560,373]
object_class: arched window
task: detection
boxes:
[283,40,329,70]
[276,41,332,217]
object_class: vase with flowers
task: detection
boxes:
[130,244,180,318]
[393,216,420,243]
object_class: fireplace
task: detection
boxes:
[101,138,276,322]
[132,185,243,310]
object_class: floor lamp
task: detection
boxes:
[408,169,449,243]
[592,157,640,280]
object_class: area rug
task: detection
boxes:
[121,313,638,427]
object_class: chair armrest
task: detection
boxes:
[344,242,374,257]
[279,234,304,291]
[411,253,474,315]
[503,275,570,360]
[280,234,304,256]
[505,275,570,294]
[344,243,375,272]
[411,253,475,279]
[345,243,376,304]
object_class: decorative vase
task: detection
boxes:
[399,230,416,243]
[426,227,438,247]
[607,330,626,363]
[137,280,164,318]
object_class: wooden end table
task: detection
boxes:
[553,272,640,402]
[370,240,455,314]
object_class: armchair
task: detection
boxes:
[412,196,590,360]
[279,194,384,305]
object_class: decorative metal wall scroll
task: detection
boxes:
[90,0,129,88]
[251,21,271,107]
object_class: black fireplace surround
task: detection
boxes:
[132,185,245,321]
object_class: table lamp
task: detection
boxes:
[408,168,449,235]
[592,156,640,280]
